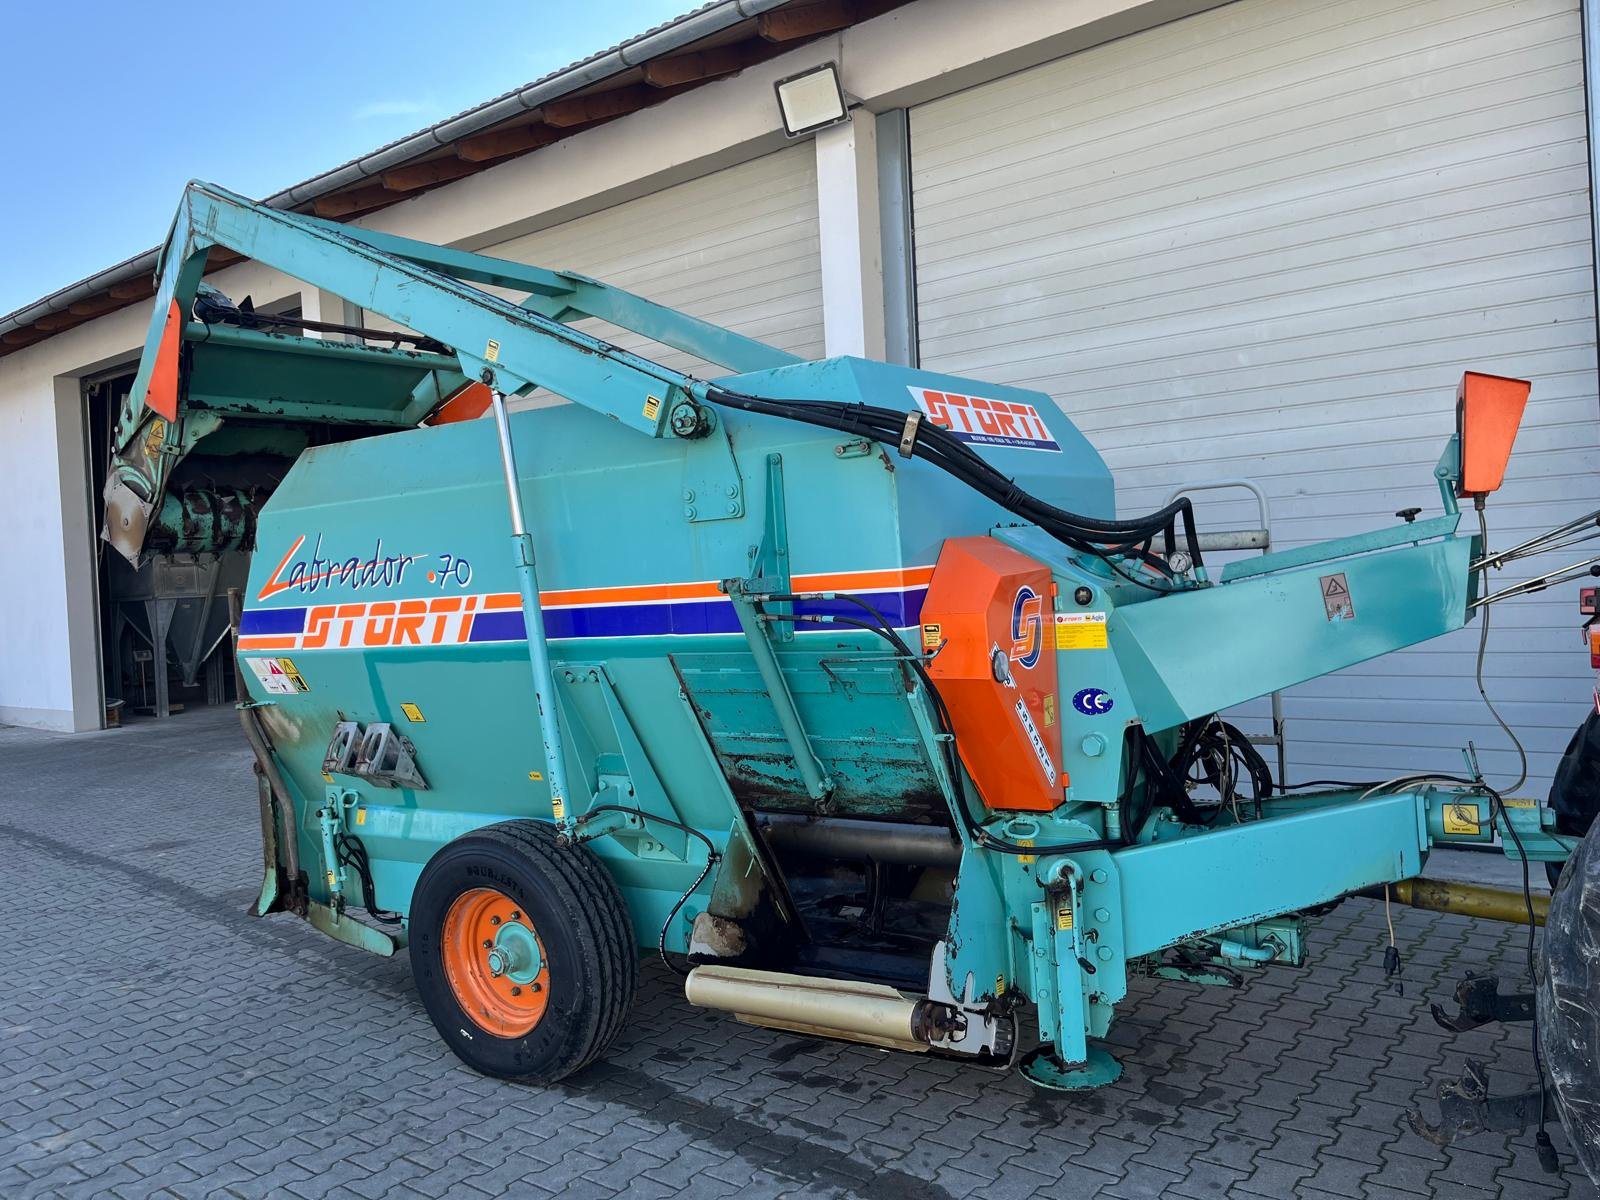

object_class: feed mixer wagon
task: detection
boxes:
[104,183,1599,1167]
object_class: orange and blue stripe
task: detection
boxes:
[238,567,933,652]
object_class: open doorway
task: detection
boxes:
[85,366,243,722]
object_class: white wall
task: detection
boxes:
[0,365,81,727]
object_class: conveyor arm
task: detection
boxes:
[119,180,797,453]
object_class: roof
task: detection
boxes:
[0,0,906,360]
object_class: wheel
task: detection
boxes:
[410,820,636,1083]
[1537,809,1600,1186]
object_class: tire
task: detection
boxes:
[410,820,636,1083]
[1537,811,1600,1186]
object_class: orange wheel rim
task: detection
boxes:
[440,887,551,1037]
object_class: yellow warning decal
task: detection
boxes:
[485,338,501,363]
[400,702,426,723]
[1015,837,1035,865]
[1500,797,1537,809]
[551,796,565,821]
[143,418,167,461]
[994,974,1006,997]
[921,623,943,651]
[643,395,662,421]
[528,770,544,782]
[278,658,308,691]
[1055,612,1108,650]
[1043,694,1056,728]
[1055,904,1074,932]
[1443,802,1480,836]
[355,808,368,826]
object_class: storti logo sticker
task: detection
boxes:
[1010,585,1045,669]
[909,386,1062,453]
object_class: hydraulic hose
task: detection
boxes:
[702,385,1202,588]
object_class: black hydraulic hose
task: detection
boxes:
[580,804,720,977]
[702,385,1202,587]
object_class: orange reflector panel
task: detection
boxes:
[144,299,184,421]
[426,380,493,426]
[1456,371,1530,497]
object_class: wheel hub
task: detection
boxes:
[440,887,551,1037]
[487,922,542,981]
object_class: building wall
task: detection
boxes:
[0,366,79,727]
[1,0,1592,774]
[909,0,1599,797]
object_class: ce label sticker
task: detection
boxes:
[1072,688,1114,716]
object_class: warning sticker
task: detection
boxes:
[643,394,662,422]
[247,656,309,695]
[1055,611,1108,650]
[484,338,501,363]
[400,702,426,723]
[1320,573,1355,621]
[1442,802,1481,836]
[921,623,943,651]
[142,418,167,462]
[1055,904,1074,932]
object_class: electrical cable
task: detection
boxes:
[1475,778,1553,1158]
[1474,502,1529,795]
[1275,778,1391,792]
[1358,770,1553,1158]
[579,804,721,976]
[1469,502,1552,1160]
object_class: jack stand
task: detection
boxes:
[1019,1045,1122,1091]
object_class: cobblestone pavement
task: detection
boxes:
[0,710,1590,1199]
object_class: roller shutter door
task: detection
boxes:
[485,144,824,398]
[912,0,1599,795]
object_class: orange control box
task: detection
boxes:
[921,538,1062,812]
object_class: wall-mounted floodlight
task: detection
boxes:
[775,63,849,138]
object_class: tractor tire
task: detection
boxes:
[1537,810,1600,1185]
[410,820,636,1084]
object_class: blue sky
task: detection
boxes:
[0,1,694,315]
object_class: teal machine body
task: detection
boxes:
[102,182,1572,1089]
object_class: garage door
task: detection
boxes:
[486,144,824,397]
[912,0,1599,795]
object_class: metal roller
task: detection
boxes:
[684,965,936,1052]
[753,812,962,867]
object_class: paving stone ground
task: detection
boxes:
[0,709,1591,1199]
